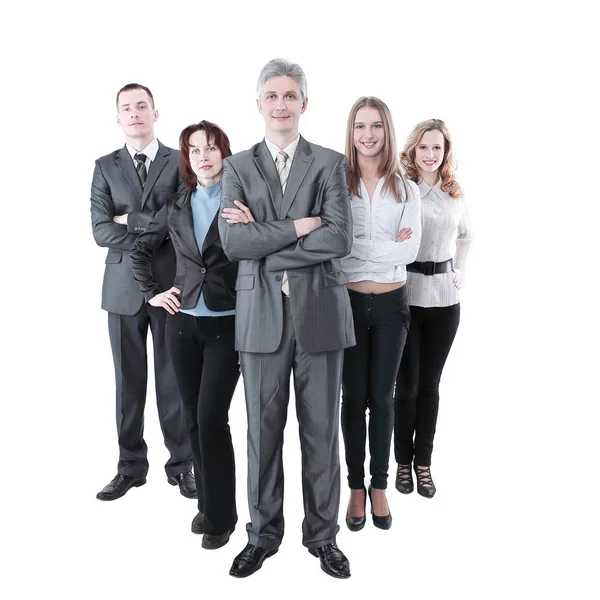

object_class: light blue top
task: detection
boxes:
[180,181,236,317]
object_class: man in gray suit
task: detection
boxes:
[91,83,195,501]
[219,59,355,579]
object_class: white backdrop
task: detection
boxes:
[3,1,598,598]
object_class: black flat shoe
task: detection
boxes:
[345,486,366,532]
[202,528,234,550]
[368,485,392,530]
[229,544,278,578]
[395,463,414,494]
[308,543,351,579]
[191,511,205,534]
[167,472,198,499]
[96,474,146,501]
[415,464,436,498]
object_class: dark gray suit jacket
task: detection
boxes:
[90,141,182,316]
[219,136,356,354]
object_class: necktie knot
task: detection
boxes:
[134,153,147,165]
[275,151,288,171]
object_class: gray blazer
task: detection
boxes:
[90,141,182,316]
[219,136,356,354]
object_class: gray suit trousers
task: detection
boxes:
[240,297,343,551]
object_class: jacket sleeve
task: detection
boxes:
[218,160,299,261]
[350,182,422,266]
[130,204,169,302]
[265,155,352,272]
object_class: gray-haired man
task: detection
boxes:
[219,58,355,579]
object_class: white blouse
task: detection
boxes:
[406,179,473,308]
[341,176,422,284]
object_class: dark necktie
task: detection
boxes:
[134,153,147,187]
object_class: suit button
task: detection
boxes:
[275,275,281,282]
[201,268,206,274]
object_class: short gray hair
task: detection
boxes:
[256,58,307,100]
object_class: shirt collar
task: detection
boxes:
[126,138,159,162]
[417,176,443,199]
[264,135,300,164]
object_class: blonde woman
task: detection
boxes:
[341,97,421,531]
[394,119,473,498]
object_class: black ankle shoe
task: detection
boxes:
[202,528,234,550]
[308,543,351,579]
[167,472,198,499]
[415,464,436,498]
[345,486,366,532]
[191,511,205,534]
[368,485,392,530]
[229,544,278,578]
[96,474,146,501]
[395,463,414,494]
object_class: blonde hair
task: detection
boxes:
[401,119,461,199]
[345,96,409,203]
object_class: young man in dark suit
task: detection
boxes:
[90,83,195,501]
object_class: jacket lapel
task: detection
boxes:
[141,140,169,208]
[253,142,281,215]
[115,146,143,200]
[173,191,203,264]
[280,136,314,219]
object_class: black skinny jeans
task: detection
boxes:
[165,312,240,535]
[394,303,460,467]
[341,287,411,490]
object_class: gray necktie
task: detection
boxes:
[275,151,290,295]
[134,153,147,187]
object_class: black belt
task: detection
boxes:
[406,259,453,276]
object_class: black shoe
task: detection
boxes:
[202,528,234,550]
[308,543,351,579]
[96,474,146,501]
[415,464,436,498]
[368,485,392,530]
[168,472,198,499]
[345,487,366,532]
[191,511,205,535]
[229,544,278,578]
[395,463,414,494]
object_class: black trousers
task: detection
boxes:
[108,304,192,479]
[341,287,411,490]
[394,303,460,466]
[165,312,240,535]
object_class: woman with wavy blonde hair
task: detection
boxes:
[394,119,473,498]
[341,97,422,531]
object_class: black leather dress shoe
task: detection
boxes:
[191,511,205,535]
[167,472,198,499]
[368,485,392,530]
[345,486,366,532]
[202,528,234,550]
[308,543,351,579]
[395,463,414,494]
[229,544,278,578]
[96,474,146,501]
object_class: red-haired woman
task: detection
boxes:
[131,121,239,549]
[394,119,473,498]
[341,97,421,531]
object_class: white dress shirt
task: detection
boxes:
[126,138,159,171]
[342,176,422,283]
[406,178,473,308]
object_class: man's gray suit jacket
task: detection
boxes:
[218,136,356,354]
[90,141,182,316]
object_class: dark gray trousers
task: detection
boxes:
[108,303,193,478]
[240,297,343,551]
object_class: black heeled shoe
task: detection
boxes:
[395,463,414,494]
[345,486,366,532]
[367,485,392,530]
[414,464,436,498]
